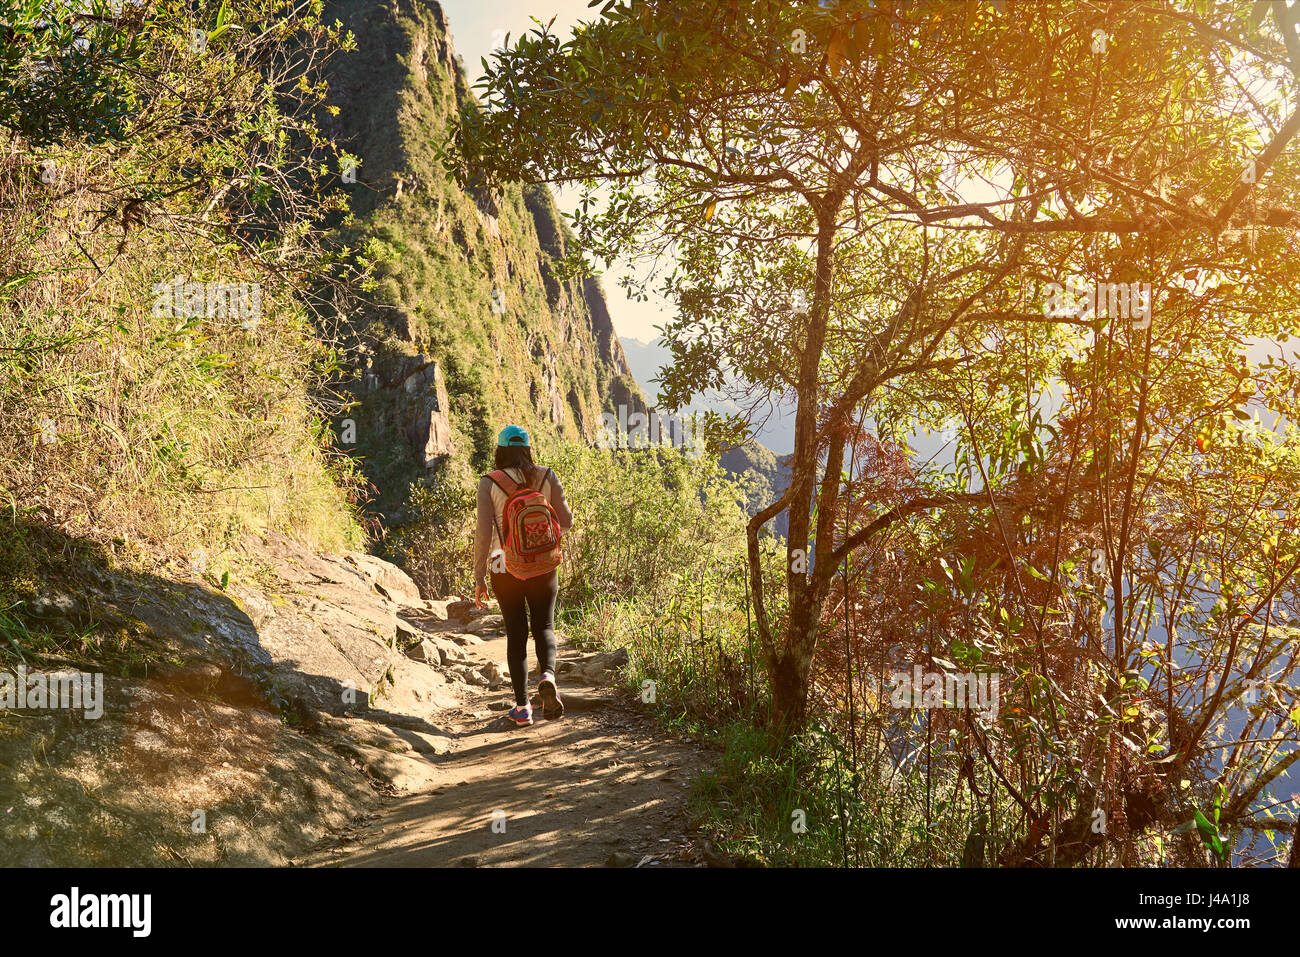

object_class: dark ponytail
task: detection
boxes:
[494,444,540,483]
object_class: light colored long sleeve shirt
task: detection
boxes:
[473,465,573,584]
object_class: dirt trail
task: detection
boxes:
[302,630,711,868]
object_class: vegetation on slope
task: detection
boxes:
[0,2,365,606]
[320,0,643,536]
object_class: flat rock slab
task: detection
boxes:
[556,648,630,686]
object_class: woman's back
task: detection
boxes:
[475,463,573,565]
[471,425,573,727]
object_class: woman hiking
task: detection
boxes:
[473,425,573,727]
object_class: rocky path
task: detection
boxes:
[2,534,716,867]
[301,625,712,868]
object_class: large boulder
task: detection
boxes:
[231,540,408,715]
[446,598,496,622]
[344,552,423,606]
[464,613,505,635]
[379,659,460,715]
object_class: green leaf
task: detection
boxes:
[1193,808,1226,860]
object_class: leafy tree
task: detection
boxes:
[453,0,1300,744]
[0,0,147,147]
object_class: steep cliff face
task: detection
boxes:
[322,0,642,517]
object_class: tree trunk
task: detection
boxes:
[766,202,841,736]
[769,651,809,733]
[770,612,819,733]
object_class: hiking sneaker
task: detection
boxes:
[507,704,533,727]
[538,672,564,720]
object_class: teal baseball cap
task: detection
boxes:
[497,425,530,447]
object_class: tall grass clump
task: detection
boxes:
[0,4,366,579]
[545,442,772,719]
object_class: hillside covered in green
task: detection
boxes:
[322,0,644,521]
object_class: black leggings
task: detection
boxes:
[490,569,558,705]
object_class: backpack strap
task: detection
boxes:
[486,468,518,496]
[484,470,515,552]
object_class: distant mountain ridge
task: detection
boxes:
[620,335,791,534]
[619,336,796,455]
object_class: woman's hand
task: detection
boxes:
[474,580,490,608]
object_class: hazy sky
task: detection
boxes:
[440,0,670,344]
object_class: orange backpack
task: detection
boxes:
[486,467,563,579]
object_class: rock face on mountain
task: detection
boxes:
[400,356,454,467]
[321,0,644,515]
